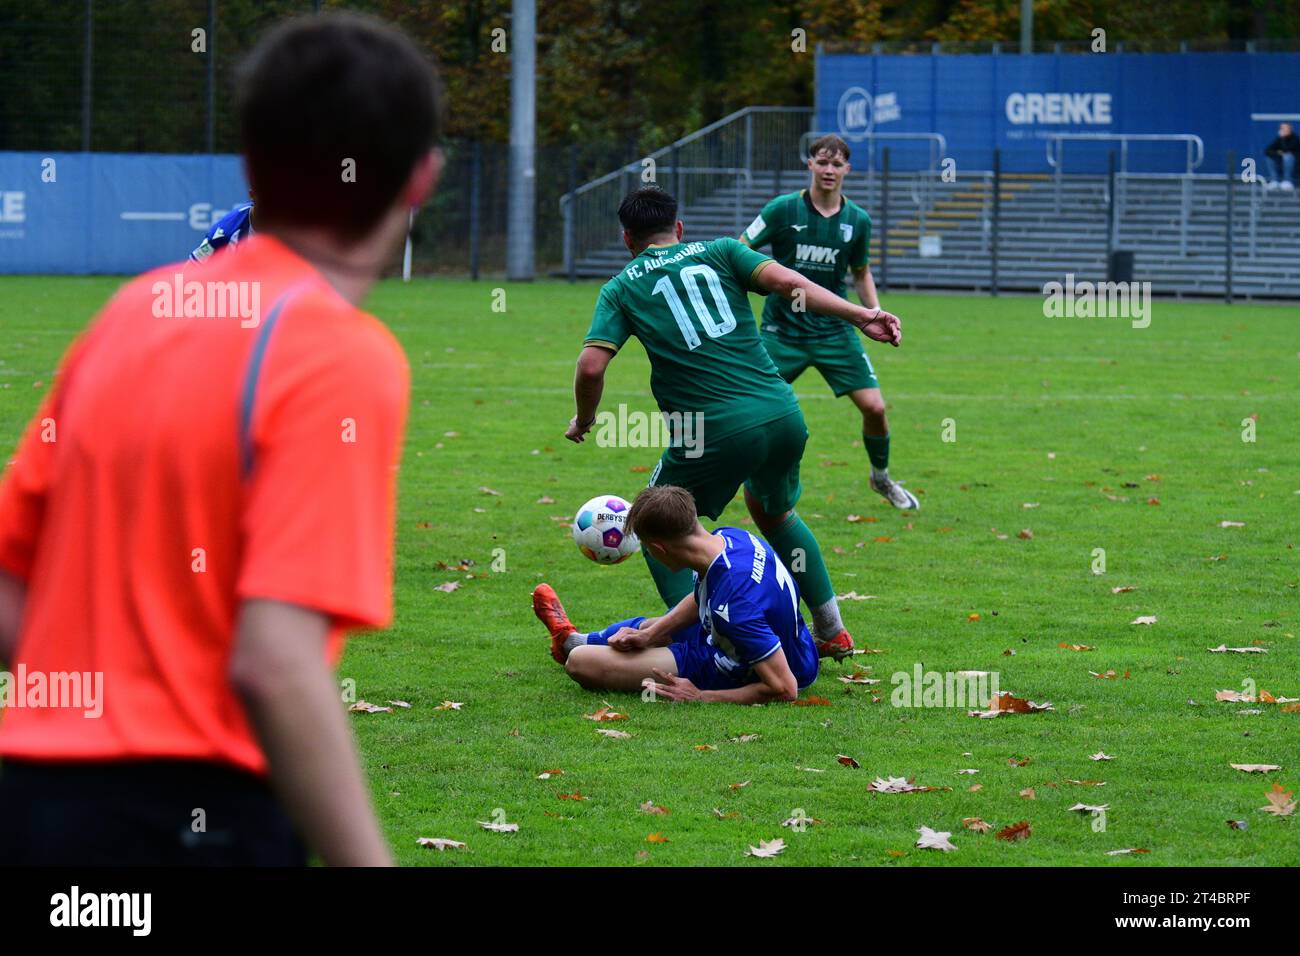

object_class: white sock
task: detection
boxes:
[811,599,844,642]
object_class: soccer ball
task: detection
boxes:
[572,494,640,565]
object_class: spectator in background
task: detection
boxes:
[1264,121,1299,190]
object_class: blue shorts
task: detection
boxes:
[588,617,819,691]
[669,624,820,692]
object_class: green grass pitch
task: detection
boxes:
[0,275,1296,866]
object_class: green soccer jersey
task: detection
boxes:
[740,189,872,339]
[584,237,799,443]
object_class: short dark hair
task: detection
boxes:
[618,186,678,243]
[808,134,850,162]
[625,485,699,543]
[236,13,445,243]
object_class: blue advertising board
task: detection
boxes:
[0,152,247,274]
[815,51,1300,173]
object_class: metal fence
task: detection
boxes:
[0,2,633,275]
[560,107,813,279]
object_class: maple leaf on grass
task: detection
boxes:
[838,671,881,685]
[869,776,944,794]
[963,818,993,833]
[536,769,563,779]
[348,700,392,714]
[434,700,464,711]
[1230,763,1282,773]
[1105,847,1150,856]
[792,695,832,706]
[1208,644,1267,654]
[1068,803,1109,813]
[836,754,861,769]
[416,837,466,851]
[915,826,957,852]
[478,820,519,833]
[434,581,461,593]
[1130,615,1158,626]
[781,815,822,828]
[645,833,669,844]
[1090,752,1114,761]
[1211,686,1253,702]
[640,801,669,815]
[584,705,629,721]
[597,728,632,739]
[1260,784,1296,817]
[746,838,786,858]
[969,691,1054,718]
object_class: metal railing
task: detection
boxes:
[1047,133,1205,254]
[560,107,812,278]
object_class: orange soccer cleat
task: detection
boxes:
[532,583,578,664]
[816,629,856,661]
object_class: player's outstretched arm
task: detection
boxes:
[567,345,615,443]
[754,261,901,347]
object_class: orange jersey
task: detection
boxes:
[0,235,409,774]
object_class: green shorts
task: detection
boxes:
[647,410,807,520]
[761,329,879,396]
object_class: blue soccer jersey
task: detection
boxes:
[692,527,819,688]
[189,202,254,262]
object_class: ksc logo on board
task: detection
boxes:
[836,87,900,141]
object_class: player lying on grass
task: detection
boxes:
[532,485,820,703]
[567,185,901,660]
[741,133,918,511]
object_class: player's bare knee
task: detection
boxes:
[861,399,886,424]
[565,647,600,687]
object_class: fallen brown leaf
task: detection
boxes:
[997,821,1032,842]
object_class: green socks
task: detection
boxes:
[763,511,835,608]
[864,432,890,473]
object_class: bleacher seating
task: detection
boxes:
[568,170,1300,299]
